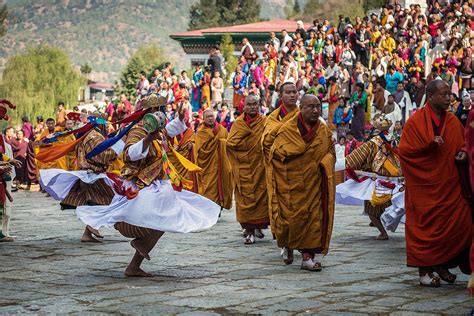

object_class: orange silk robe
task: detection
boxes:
[36,128,68,174]
[270,115,336,253]
[398,106,472,267]
[226,114,269,226]
[261,105,299,233]
[194,123,233,209]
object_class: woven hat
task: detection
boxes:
[372,113,392,132]
[141,94,167,109]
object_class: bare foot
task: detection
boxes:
[0,236,15,242]
[124,266,154,277]
[131,240,151,260]
[81,234,102,243]
[86,225,103,239]
[375,234,389,240]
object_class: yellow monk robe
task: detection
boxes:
[168,128,198,193]
[58,133,77,171]
[194,123,232,209]
[269,114,336,253]
[261,105,299,232]
[35,128,68,175]
[226,114,269,227]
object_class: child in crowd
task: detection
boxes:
[333,96,353,139]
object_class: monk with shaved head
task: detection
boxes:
[226,94,269,244]
[270,93,336,271]
[194,109,233,211]
[398,79,472,287]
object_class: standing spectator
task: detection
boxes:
[21,116,34,141]
[34,116,45,137]
[333,96,353,138]
[211,71,224,109]
[267,32,280,52]
[350,82,368,141]
[105,98,115,121]
[340,43,356,74]
[392,82,413,123]
[455,94,471,127]
[207,48,222,77]
[294,20,308,42]
[385,65,403,94]
[56,101,67,128]
[13,130,29,190]
[241,38,254,60]
[355,25,370,65]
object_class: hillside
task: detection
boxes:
[0,0,286,83]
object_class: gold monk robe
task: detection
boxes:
[261,106,299,233]
[58,133,77,171]
[270,114,336,253]
[345,137,402,218]
[61,129,117,207]
[36,128,68,176]
[168,128,198,193]
[194,123,232,209]
[226,114,269,228]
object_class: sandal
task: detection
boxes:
[301,258,322,271]
[244,234,255,244]
[281,247,294,265]
[433,266,457,284]
[419,270,441,288]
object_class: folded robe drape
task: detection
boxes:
[226,114,269,226]
[398,105,472,267]
[194,124,233,209]
[269,114,336,254]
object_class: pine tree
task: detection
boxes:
[188,0,261,31]
[80,63,92,75]
[293,0,301,15]
[188,0,220,31]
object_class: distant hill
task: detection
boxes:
[0,0,287,83]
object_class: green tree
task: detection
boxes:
[0,5,8,38]
[188,0,220,31]
[0,46,85,125]
[80,63,92,75]
[284,0,298,20]
[188,0,261,30]
[117,44,168,103]
[299,0,365,24]
[220,33,237,83]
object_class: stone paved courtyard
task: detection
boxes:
[0,190,472,315]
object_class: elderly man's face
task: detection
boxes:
[203,111,215,128]
[244,96,259,117]
[300,96,321,125]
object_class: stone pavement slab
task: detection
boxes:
[0,190,472,315]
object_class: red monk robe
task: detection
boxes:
[398,105,472,269]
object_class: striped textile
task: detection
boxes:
[60,178,114,207]
[77,130,117,174]
[114,222,152,239]
[121,124,161,180]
